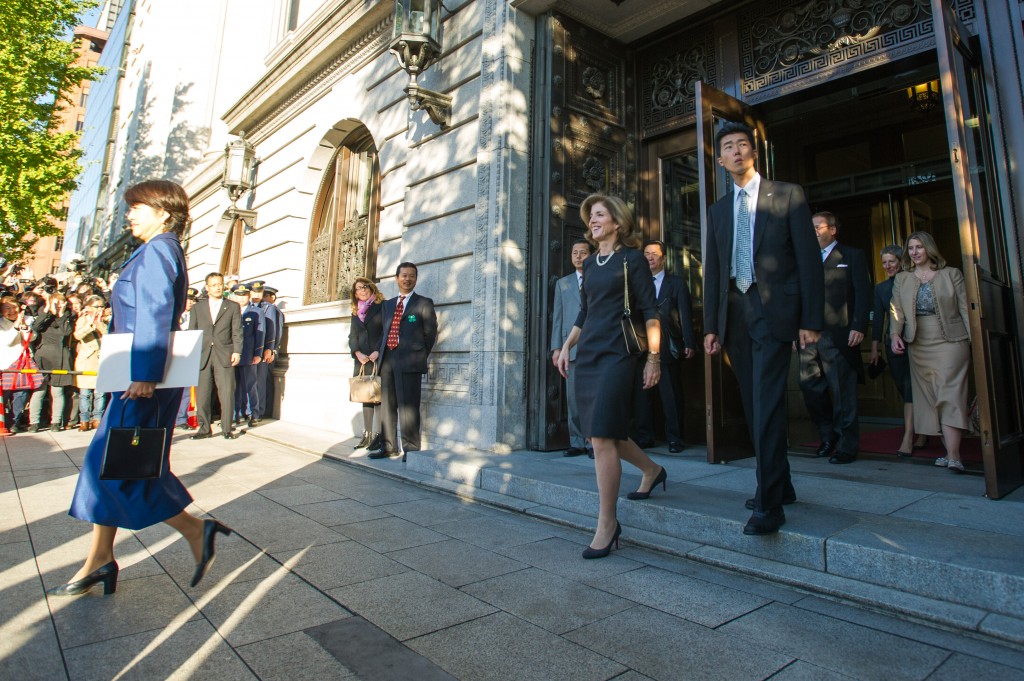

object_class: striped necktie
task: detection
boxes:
[734,189,753,293]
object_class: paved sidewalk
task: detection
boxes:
[3,427,1024,680]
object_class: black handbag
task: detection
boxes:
[621,259,648,356]
[99,403,167,481]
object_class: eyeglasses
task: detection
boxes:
[354,285,371,291]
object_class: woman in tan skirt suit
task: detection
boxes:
[889,231,971,472]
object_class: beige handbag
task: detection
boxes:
[349,361,382,404]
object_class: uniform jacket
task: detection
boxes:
[890,267,971,344]
[704,178,824,344]
[265,303,284,351]
[246,302,269,355]
[656,272,696,360]
[378,292,438,374]
[187,298,243,369]
[550,271,583,361]
[109,232,187,383]
[240,304,264,360]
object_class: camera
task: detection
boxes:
[39,276,58,294]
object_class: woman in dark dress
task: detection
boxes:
[348,277,384,449]
[557,193,664,559]
[51,180,231,596]
[869,245,923,456]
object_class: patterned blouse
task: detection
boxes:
[915,281,937,316]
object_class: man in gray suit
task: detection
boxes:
[551,239,592,457]
[188,272,243,439]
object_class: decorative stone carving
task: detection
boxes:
[582,156,605,190]
[739,0,976,100]
[638,27,715,138]
[582,66,606,100]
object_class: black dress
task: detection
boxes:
[574,248,657,439]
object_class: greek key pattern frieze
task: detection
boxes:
[639,28,715,137]
[739,0,976,97]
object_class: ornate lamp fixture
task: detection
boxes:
[906,80,940,113]
[389,0,451,128]
[221,133,258,232]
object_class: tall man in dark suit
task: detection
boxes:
[634,240,696,452]
[551,239,592,458]
[703,122,824,535]
[369,262,438,460]
[799,212,872,465]
[188,272,243,439]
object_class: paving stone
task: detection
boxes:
[564,605,793,680]
[235,630,357,680]
[493,536,643,581]
[433,514,568,549]
[332,516,448,553]
[138,527,284,593]
[980,613,1024,646]
[767,660,857,680]
[717,602,948,680]
[327,571,496,641]
[63,618,254,681]
[387,538,525,587]
[461,567,634,634]
[928,653,1024,680]
[213,511,348,554]
[199,572,351,647]
[586,566,771,628]
[48,573,203,649]
[273,540,409,590]
[293,498,394,526]
[892,492,1024,539]
[794,596,1024,671]
[408,611,626,681]
[319,478,432,506]
[305,617,456,680]
[257,483,345,507]
[378,497,492,526]
[0,591,67,681]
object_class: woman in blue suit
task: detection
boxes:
[50,181,231,596]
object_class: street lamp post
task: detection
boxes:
[221,133,258,232]
[389,0,451,128]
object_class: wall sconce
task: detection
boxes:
[906,80,940,113]
[389,0,451,128]
[221,132,258,231]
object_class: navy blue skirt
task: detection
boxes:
[69,387,193,530]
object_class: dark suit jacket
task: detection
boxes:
[656,273,696,360]
[188,298,243,370]
[871,277,895,343]
[822,242,871,376]
[378,292,438,374]
[704,178,824,344]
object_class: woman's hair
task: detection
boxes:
[84,295,106,308]
[124,180,191,236]
[879,245,902,260]
[580,193,642,249]
[350,277,384,315]
[901,231,946,271]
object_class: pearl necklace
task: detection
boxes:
[595,249,616,267]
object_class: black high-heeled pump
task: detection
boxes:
[191,520,232,587]
[47,561,119,596]
[626,466,668,500]
[582,522,622,559]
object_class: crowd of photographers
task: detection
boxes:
[1,258,116,433]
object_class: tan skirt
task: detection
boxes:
[908,315,970,434]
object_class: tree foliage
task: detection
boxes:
[0,0,102,263]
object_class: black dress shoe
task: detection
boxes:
[829,452,857,464]
[745,494,797,510]
[668,442,684,453]
[355,431,370,449]
[587,449,594,459]
[626,467,668,500]
[582,522,622,559]
[223,430,239,440]
[190,432,211,440]
[248,418,258,428]
[367,449,395,460]
[815,439,837,457]
[191,520,232,587]
[366,433,384,452]
[563,447,586,457]
[743,508,786,535]
[47,561,119,596]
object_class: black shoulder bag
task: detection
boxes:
[621,258,648,356]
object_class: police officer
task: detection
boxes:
[244,281,269,426]
[262,286,284,414]
[232,284,264,426]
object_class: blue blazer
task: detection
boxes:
[110,232,187,382]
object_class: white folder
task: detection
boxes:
[95,330,202,393]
